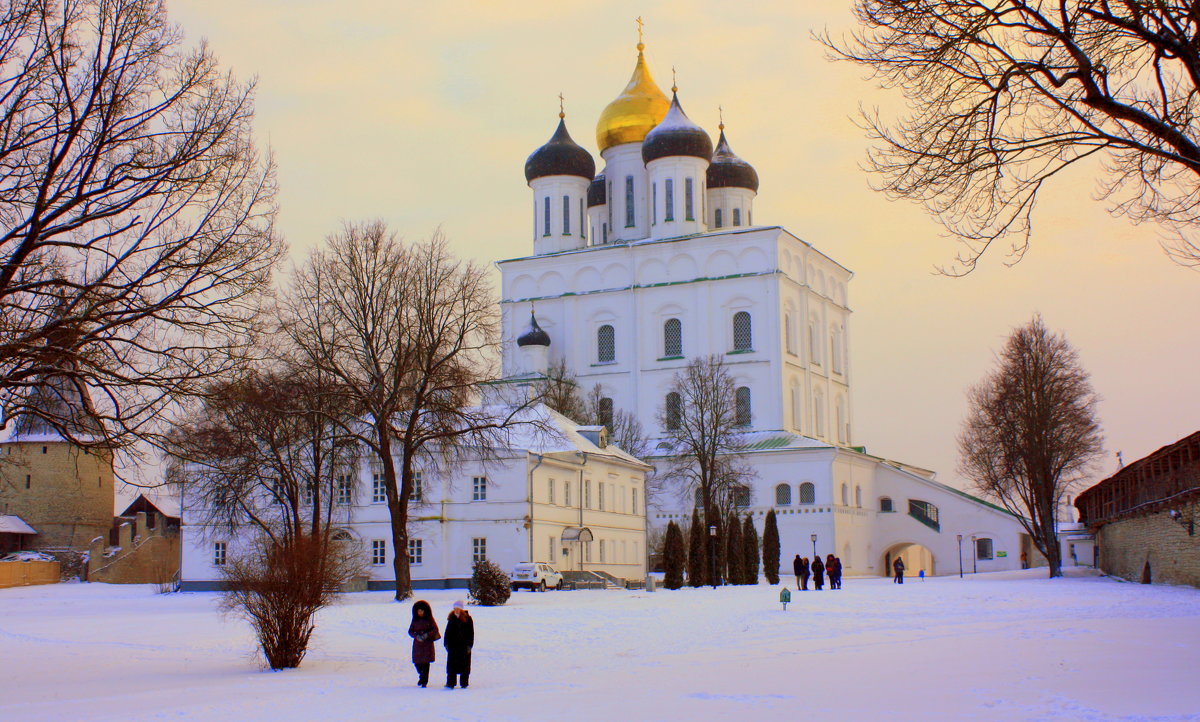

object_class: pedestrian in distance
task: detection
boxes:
[408,599,441,687]
[893,557,905,584]
[793,554,810,591]
[811,555,825,590]
[830,556,843,590]
[825,554,838,590]
[444,600,474,689]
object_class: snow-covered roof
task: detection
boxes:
[501,404,650,469]
[645,430,833,458]
[0,515,38,534]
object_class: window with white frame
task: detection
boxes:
[599,539,606,563]
[663,318,682,357]
[733,311,753,351]
[625,176,635,227]
[304,483,315,507]
[976,537,994,560]
[735,386,752,427]
[543,196,550,236]
[371,473,386,503]
[563,195,571,234]
[665,178,674,221]
[548,478,555,505]
[564,479,571,507]
[585,480,592,508]
[409,538,423,565]
[472,537,487,564]
[213,541,227,566]
[472,476,487,501]
[599,482,605,511]
[597,324,616,363]
[410,471,423,503]
[685,177,695,220]
[548,536,556,562]
[632,488,638,515]
[371,539,387,566]
[336,473,353,505]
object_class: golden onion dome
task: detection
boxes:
[595,42,670,153]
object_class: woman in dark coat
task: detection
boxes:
[444,600,475,689]
[811,555,825,590]
[408,599,440,687]
[793,554,809,591]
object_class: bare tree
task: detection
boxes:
[284,222,524,600]
[0,0,282,455]
[657,356,755,586]
[537,358,588,421]
[958,315,1104,578]
[823,1,1200,270]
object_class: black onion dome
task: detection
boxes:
[587,173,606,207]
[706,128,759,192]
[525,118,596,183]
[516,312,551,347]
[641,93,713,165]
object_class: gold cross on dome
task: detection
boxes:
[719,105,725,130]
[558,93,565,118]
[636,16,644,44]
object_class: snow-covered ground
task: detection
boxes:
[1,568,1197,721]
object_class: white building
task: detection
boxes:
[180,405,650,591]
[500,34,1031,576]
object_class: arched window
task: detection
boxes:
[563,195,571,234]
[665,392,682,431]
[665,179,675,221]
[775,484,792,506]
[663,318,682,357]
[809,318,821,365]
[855,485,862,507]
[715,208,723,228]
[543,196,551,236]
[733,311,752,351]
[685,177,695,220]
[840,483,848,505]
[598,397,614,430]
[832,326,844,373]
[734,484,751,508]
[597,324,615,363]
[733,208,742,226]
[735,386,751,427]
[879,497,893,512]
[975,538,994,560]
[814,390,825,437]
[791,383,803,432]
[799,482,815,505]
[625,176,635,227]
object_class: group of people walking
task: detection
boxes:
[408,599,475,689]
[792,553,844,590]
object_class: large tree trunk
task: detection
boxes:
[377,426,412,600]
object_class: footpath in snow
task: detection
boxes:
[0,568,1197,721]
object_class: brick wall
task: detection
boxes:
[1095,499,1200,588]
[0,441,115,550]
[86,512,180,585]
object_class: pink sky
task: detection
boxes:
[170,1,1200,495]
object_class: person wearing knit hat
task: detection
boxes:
[444,600,474,689]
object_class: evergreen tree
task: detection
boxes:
[686,508,706,587]
[762,508,781,585]
[743,513,760,585]
[663,521,686,590]
[468,558,512,606]
[725,512,744,585]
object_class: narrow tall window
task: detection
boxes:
[599,483,605,511]
[581,199,587,239]
[549,536,556,562]
[597,324,615,363]
[585,480,592,509]
[543,196,550,236]
[213,542,227,566]
[409,539,423,565]
[472,537,487,564]
[625,175,635,227]
[665,179,674,221]
[841,484,849,505]
[371,539,387,566]
[809,320,821,364]
[563,195,571,234]
[548,478,556,505]
[598,397,614,430]
[733,311,753,351]
[632,488,639,515]
[735,386,752,427]
[799,482,815,504]
[652,182,658,224]
[665,392,682,431]
[472,475,487,501]
[372,473,386,503]
[855,485,862,507]
[607,180,613,229]
[564,479,571,507]
[785,313,797,354]
[410,471,423,503]
[602,222,608,244]
[336,474,352,505]
[24,474,30,489]
[663,318,682,357]
[880,497,894,513]
[685,177,694,220]
[599,539,606,563]
[715,208,723,228]
[733,208,742,226]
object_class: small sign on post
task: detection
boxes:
[779,587,792,610]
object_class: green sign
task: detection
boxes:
[996,551,1007,558]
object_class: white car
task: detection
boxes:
[510,562,564,591]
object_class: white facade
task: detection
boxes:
[500,40,1030,576]
[180,407,650,591]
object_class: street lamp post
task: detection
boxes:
[971,535,977,574]
[709,524,718,589]
[810,533,817,558]
[957,534,963,579]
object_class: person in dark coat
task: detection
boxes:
[793,554,810,591]
[811,555,825,590]
[893,557,905,584]
[408,599,440,687]
[443,600,474,689]
[828,555,842,589]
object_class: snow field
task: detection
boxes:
[0,568,1197,721]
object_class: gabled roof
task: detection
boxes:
[0,515,38,534]
[501,404,650,469]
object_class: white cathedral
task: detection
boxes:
[500,35,1031,577]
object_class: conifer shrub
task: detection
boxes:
[743,513,760,584]
[725,512,744,585]
[762,508,781,585]
[663,521,686,589]
[687,508,706,587]
[468,558,512,606]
